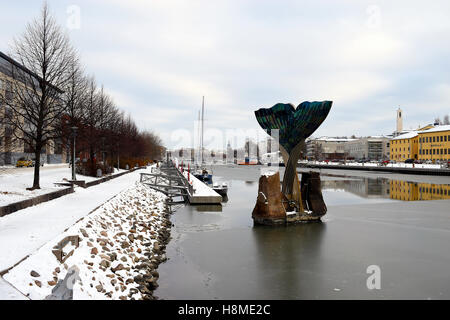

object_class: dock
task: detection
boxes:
[140,162,222,205]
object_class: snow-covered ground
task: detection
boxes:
[0,277,27,300]
[0,166,128,206]
[0,168,149,272]
[3,182,167,300]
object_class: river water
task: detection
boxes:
[155,165,450,300]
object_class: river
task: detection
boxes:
[155,165,450,299]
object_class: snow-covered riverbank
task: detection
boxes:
[3,182,170,300]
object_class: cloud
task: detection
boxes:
[2,0,450,148]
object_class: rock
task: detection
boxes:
[111,264,124,273]
[128,234,134,242]
[48,280,57,286]
[102,246,110,252]
[111,279,117,285]
[100,231,108,237]
[153,243,160,251]
[129,229,136,233]
[34,280,42,287]
[121,241,130,249]
[30,270,40,277]
[137,248,142,254]
[91,247,98,255]
[300,171,327,217]
[55,267,60,273]
[80,229,89,238]
[119,295,127,300]
[252,171,286,223]
[126,278,134,284]
[109,253,117,261]
[100,260,111,268]
[95,284,103,292]
[151,270,159,278]
[120,256,127,262]
[134,274,144,282]
[99,254,111,261]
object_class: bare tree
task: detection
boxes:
[444,115,449,125]
[60,60,87,171]
[3,3,76,189]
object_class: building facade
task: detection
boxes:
[390,125,450,162]
[345,136,390,160]
[306,137,357,160]
[390,131,418,161]
[417,125,450,162]
[0,51,63,165]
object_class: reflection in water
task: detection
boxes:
[252,223,326,299]
[390,180,450,201]
[321,177,450,201]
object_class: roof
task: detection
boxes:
[0,51,63,94]
[418,125,450,134]
[315,137,358,142]
[392,131,418,140]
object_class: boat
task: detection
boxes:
[194,96,213,182]
[212,182,228,196]
[193,167,212,182]
[237,156,259,165]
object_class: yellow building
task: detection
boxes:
[390,180,450,201]
[390,132,419,161]
[418,125,450,162]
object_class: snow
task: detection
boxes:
[181,169,220,197]
[392,131,418,140]
[3,181,167,300]
[261,170,277,177]
[0,277,27,300]
[0,165,133,206]
[420,125,450,134]
[0,167,152,272]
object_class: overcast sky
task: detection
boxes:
[1,1,450,149]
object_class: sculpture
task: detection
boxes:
[255,101,332,213]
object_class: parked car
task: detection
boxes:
[16,157,33,167]
[413,160,422,164]
[404,159,414,164]
[381,160,390,166]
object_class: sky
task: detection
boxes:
[1,0,450,150]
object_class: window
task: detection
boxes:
[433,136,436,142]
[440,136,443,142]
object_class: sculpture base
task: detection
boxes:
[253,211,322,226]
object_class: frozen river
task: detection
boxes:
[155,165,450,299]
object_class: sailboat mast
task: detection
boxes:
[197,110,200,165]
[201,96,204,165]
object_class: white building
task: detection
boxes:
[345,136,391,160]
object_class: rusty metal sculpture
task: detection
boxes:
[255,101,332,212]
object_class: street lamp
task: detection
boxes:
[70,126,78,181]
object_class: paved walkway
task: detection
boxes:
[0,277,27,300]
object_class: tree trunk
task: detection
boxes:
[31,146,41,189]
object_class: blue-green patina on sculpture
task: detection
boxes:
[255,101,332,153]
[255,101,332,205]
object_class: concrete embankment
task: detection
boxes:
[300,164,450,176]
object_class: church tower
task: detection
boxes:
[396,107,403,133]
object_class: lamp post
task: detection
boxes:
[70,126,78,181]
